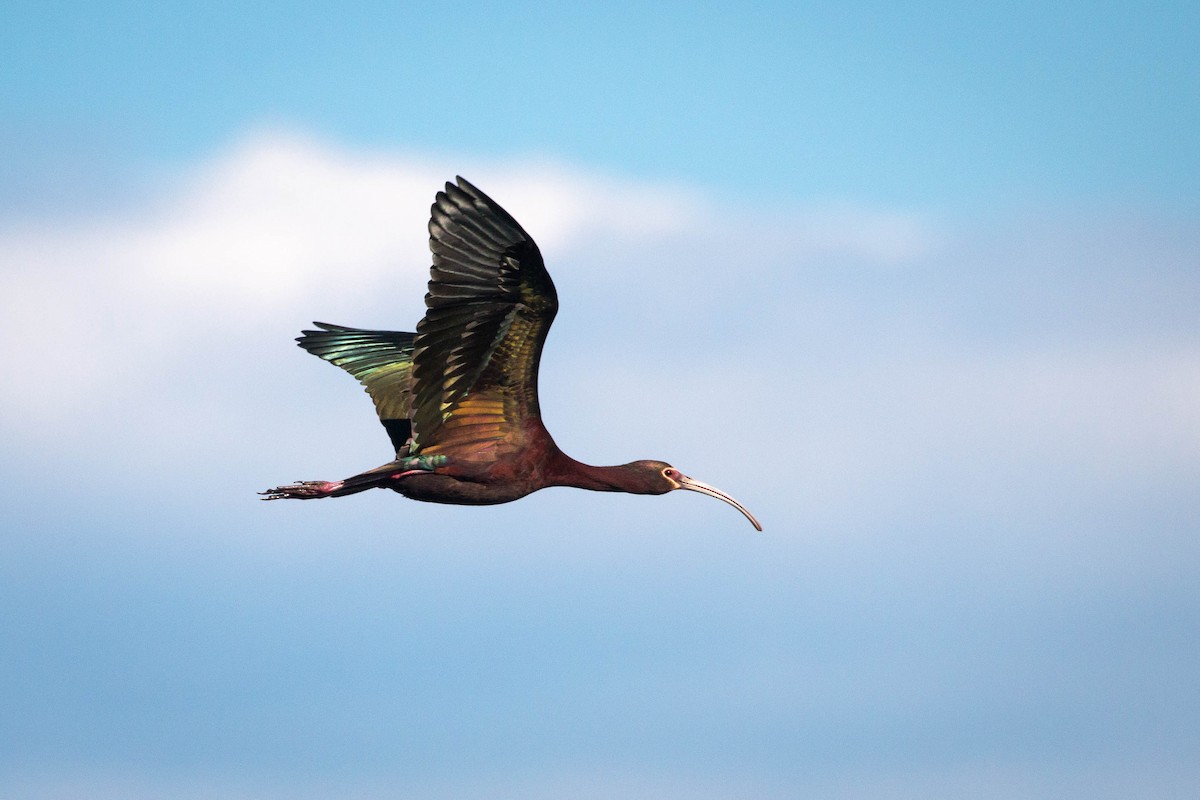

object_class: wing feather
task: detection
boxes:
[410,177,558,461]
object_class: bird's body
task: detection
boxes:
[262,178,761,530]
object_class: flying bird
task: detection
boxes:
[261,178,761,530]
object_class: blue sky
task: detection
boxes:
[4,1,1198,208]
[1,2,1198,798]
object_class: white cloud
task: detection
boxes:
[0,135,671,446]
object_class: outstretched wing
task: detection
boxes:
[410,177,558,463]
[297,322,416,452]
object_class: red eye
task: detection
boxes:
[664,469,678,478]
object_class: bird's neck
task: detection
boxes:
[545,452,639,493]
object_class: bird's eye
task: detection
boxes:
[663,468,678,479]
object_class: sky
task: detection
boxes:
[1,2,1198,798]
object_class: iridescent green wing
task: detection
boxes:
[410,177,558,462]
[297,322,416,452]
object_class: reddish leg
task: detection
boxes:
[260,455,445,500]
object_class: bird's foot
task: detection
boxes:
[259,480,344,500]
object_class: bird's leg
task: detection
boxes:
[260,455,448,500]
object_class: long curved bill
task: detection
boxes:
[677,474,763,531]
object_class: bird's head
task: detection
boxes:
[625,460,762,531]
